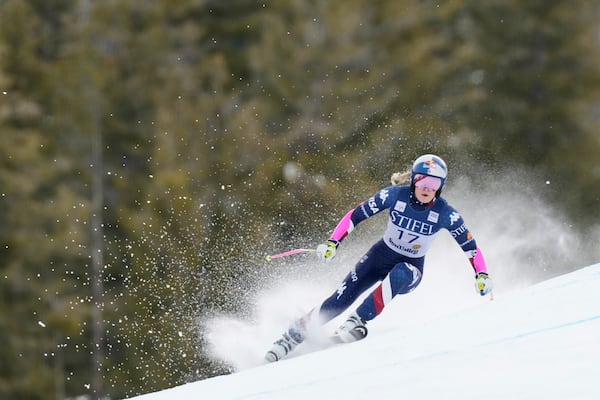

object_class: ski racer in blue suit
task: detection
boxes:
[265,154,493,362]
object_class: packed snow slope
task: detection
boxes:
[132,263,600,400]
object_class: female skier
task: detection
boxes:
[265,154,493,362]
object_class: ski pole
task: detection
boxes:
[265,248,316,262]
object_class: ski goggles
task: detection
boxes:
[414,174,442,191]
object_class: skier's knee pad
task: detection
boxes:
[388,262,422,295]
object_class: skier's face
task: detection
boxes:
[415,186,436,203]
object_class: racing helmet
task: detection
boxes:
[410,154,448,196]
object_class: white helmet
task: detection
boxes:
[410,154,448,196]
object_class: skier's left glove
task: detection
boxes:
[316,240,340,262]
[474,272,493,296]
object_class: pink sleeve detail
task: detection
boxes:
[472,247,488,274]
[330,209,355,242]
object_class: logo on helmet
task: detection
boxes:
[422,159,442,174]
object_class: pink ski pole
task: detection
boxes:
[265,248,316,262]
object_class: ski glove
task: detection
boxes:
[316,240,340,262]
[475,272,493,296]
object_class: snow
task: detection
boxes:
[130,263,600,400]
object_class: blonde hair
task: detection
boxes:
[390,170,411,186]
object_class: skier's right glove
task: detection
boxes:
[475,272,493,296]
[316,239,340,262]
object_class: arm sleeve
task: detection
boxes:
[469,247,489,274]
[330,209,356,242]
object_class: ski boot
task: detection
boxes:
[265,316,308,362]
[334,311,368,343]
